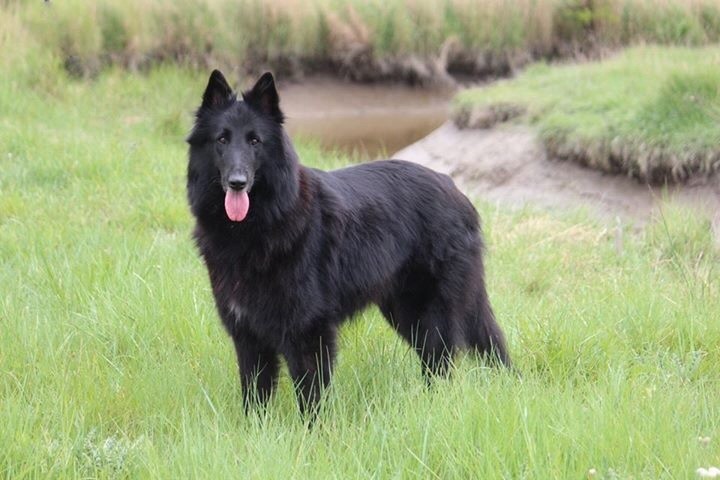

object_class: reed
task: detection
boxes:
[2,0,720,81]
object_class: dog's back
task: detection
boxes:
[313,159,480,298]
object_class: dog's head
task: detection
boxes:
[187,70,285,222]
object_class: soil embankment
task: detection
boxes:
[394,122,720,242]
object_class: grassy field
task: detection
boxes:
[1,59,720,477]
[455,46,720,183]
[3,0,720,82]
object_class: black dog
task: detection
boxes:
[187,70,510,413]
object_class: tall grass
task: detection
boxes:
[1,52,719,478]
[2,0,720,81]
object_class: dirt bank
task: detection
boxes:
[394,122,720,243]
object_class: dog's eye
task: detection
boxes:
[248,136,260,146]
[217,135,228,145]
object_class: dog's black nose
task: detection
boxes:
[228,174,247,191]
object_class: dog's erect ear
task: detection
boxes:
[201,70,234,109]
[243,72,284,123]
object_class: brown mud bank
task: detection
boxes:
[394,122,720,243]
[454,101,720,185]
[65,40,592,87]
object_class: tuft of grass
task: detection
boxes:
[1,59,719,477]
[3,1,720,82]
[455,45,720,183]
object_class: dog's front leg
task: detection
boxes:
[283,322,337,417]
[230,327,280,411]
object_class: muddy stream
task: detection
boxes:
[281,77,453,159]
[281,77,720,242]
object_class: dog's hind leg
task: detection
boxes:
[380,284,458,381]
[283,322,337,416]
[416,300,458,380]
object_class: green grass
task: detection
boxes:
[3,0,720,82]
[455,46,720,183]
[1,61,720,477]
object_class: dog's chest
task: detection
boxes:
[227,299,246,320]
[211,256,314,327]
[226,276,317,346]
[198,226,326,338]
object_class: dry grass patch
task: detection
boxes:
[3,0,720,82]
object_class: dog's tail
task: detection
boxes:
[463,280,511,367]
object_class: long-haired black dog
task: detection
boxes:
[187,70,510,414]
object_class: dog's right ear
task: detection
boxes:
[201,70,234,109]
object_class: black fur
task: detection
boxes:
[187,71,510,414]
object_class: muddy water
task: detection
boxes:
[280,77,454,159]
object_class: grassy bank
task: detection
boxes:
[2,62,720,477]
[3,0,720,82]
[455,46,720,183]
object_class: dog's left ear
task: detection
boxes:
[243,72,284,124]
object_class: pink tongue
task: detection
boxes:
[224,190,250,222]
